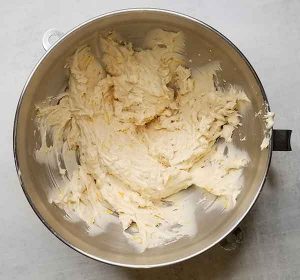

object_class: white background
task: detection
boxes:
[1,0,299,279]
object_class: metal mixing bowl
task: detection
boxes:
[14,9,286,268]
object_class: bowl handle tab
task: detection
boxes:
[273,129,292,151]
[42,29,64,51]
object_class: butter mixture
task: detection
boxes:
[260,111,275,150]
[35,29,250,251]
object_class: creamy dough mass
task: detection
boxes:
[35,29,250,251]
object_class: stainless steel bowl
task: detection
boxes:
[13,9,291,268]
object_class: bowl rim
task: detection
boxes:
[13,8,273,268]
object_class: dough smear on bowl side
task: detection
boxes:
[35,29,250,251]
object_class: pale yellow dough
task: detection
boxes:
[260,111,275,150]
[35,29,250,251]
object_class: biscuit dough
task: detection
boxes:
[35,29,250,251]
[260,111,275,150]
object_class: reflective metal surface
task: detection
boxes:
[14,9,272,268]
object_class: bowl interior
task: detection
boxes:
[15,10,271,267]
